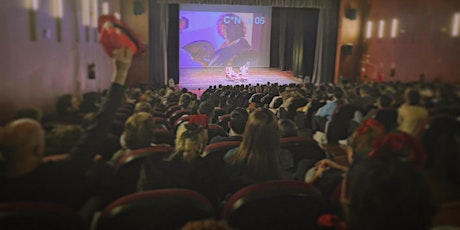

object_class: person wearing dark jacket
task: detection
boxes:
[0,48,133,209]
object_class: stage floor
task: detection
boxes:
[179,67,301,91]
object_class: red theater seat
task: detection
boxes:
[280,136,326,165]
[0,202,85,230]
[164,105,181,118]
[207,124,228,144]
[217,114,231,132]
[153,117,172,130]
[222,180,324,230]
[169,109,191,126]
[94,189,214,230]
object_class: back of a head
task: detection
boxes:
[56,94,73,114]
[134,102,152,114]
[378,94,392,108]
[123,112,156,149]
[347,156,435,230]
[45,125,83,155]
[406,89,421,106]
[14,107,43,122]
[179,93,191,109]
[232,108,282,180]
[0,119,45,162]
[198,100,215,121]
[175,123,208,162]
[278,119,298,138]
[229,107,249,135]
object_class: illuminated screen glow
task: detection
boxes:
[179,4,272,68]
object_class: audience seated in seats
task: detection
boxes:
[312,88,345,134]
[302,90,327,131]
[179,93,192,110]
[367,94,398,132]
[45,125,83,156]
[397,89,429,136]
[13,107,43,122]
[0,48,132,209]
[138,116,211,195]
[223,108,295,194]
[351,84,377,115]
[134,102,152,114]
[210,107,248,144]
[108,112,157,166]
[278,118,299,138]
[79,91,101,114]
[343,132,435,230]
[420,115,460,228]
[44,93,82,124]
[305,119,386,204]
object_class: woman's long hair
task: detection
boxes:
[228,108,283,181]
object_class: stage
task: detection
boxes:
[179,67,302,91]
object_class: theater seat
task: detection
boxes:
[168,109,191,126]
[221,180,324,230]
[207,124,228,144]
[280,136,326,165]
[94,189,214,230]
[164,105,181,118]
[153,128,175,146]
[217,114,231,132]
[153,117,172,131]
[115,146,173,195]
[0,202,85,230]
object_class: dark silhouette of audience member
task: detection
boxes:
[210,107,248,144]
[45,125,83,156]
[44,94,82,124]
[0,48,133,209]
[13,107,43,122]
[345,153,435,230]
[278,118,298,138]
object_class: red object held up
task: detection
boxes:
[98,15,144,57]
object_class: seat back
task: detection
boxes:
[95,189,214,230]
[207,124,228,144]
[217,114,231,132]
[173,115,190,133]
[153,117,172,131]
[222,180,324,230]
[0,202,85,230]
[280,136,326,166]
[115,146,173,195]
[213,108,226,123]
[164,105,181,118]
[153,128,175,146]
[169,109,191,126]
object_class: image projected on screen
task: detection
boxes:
[180,4,271,68]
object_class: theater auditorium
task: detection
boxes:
[0,0,459,229]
